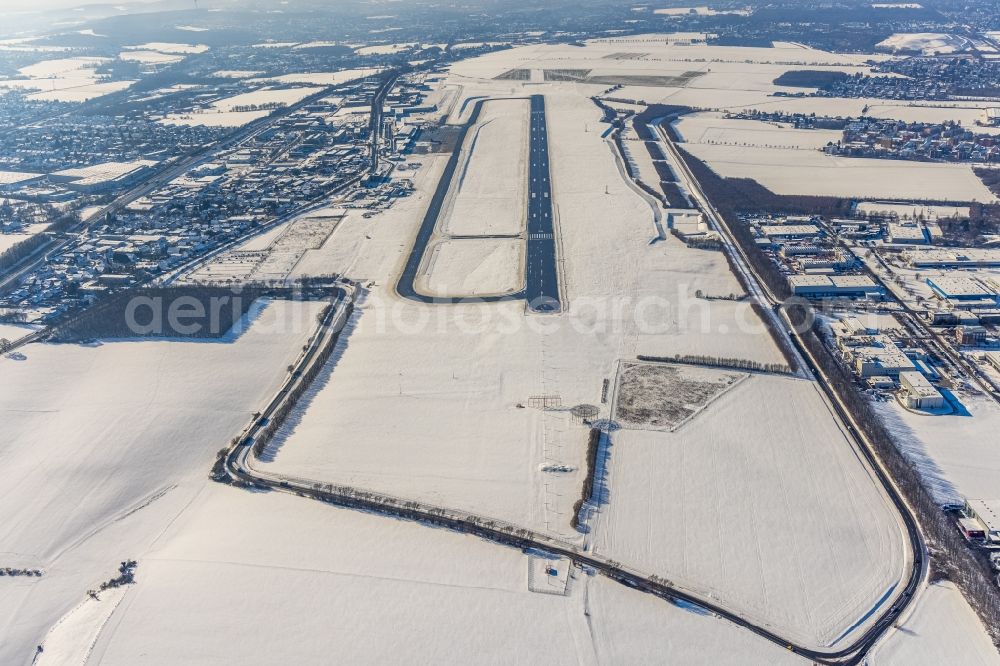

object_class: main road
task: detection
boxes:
[653,117,926,662]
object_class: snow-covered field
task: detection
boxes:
[159,86,321,127]
[419,237,523,297]
[82,486,806,665]
[355,42,415,56]
[442,98,529,236]
[675,111,843,149]
[263,68,384,86]
[855,202,970,220]
[877,33,976,55]
[0,321,39,343]
[1,56,134,102]
[118,50,184,65]
[597,373,909,647]
[679,142,996,201]
[0,299,323,663]
[123,42,208,55]
[876,393,1000,504]
[871,582,1000,665]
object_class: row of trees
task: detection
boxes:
[637,353,792,375]
[250,301,347,459]
[52,285,270,341]
[571,428,603,530]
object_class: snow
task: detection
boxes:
[442,98,528,236]
[654,6,752,16]
[0,321,39,342]
[123,42,208,55]
[855,202,970,220]
[877,33,975,55]
[118,50,184,65]
[262,68,384,86]
[26,80,134,102]
[11,36,990,662]
[419,237,523,297]
[0,299,324,662]
[17,57,106,79]
[871,582,1000,665]
[679,142,997,202]
[876,393,1000,504]
[159,86,321,127]
[595,373,910,648]
[211,87,321,112]
[84,486,806,665]
[355,42,416,56]
[675,111,843,150]
[35,587,128,666]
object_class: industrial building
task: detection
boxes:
[0,170,45,193]
[832,328,917,377]
[925,276,998,303]
[760,223,821,239]
[789,274,883,298]
[904,248,1000,269]
[887,222,928,245]
[898,371,945,409]
[48,160,158,194]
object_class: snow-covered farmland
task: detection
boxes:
[355,42,416,56]
[675,111,843,150]
[855,201,970,220]
[419,237,523,297]
[118,50,185,65]
[83,486,806,665]
[1,56,133,102]
[597,373,910,648]
[262,68,384,86]
[871,582,1000,665]
[159,86,321,127]
[0,299,323,663]
[442,98,529,237]
[678,142,997,201]
[123,42,208,55]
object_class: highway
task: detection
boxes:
[653,119,927,662]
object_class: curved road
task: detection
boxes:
[218,284,918,664]
[653,117,926,660]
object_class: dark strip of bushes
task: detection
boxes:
[571,428,603,529]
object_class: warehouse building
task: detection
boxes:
[789,274,883,298]
[898,371,945,409]
[925,276,998,303]
[760,223,822,239]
